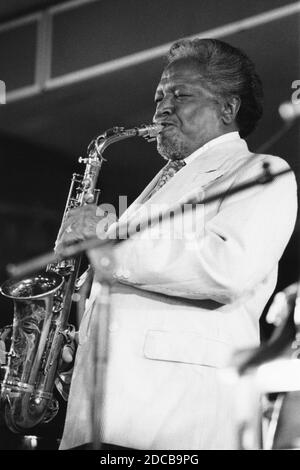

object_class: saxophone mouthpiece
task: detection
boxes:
[138,123,163,141]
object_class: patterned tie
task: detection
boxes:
[146,159,186,200]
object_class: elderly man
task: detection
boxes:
[58,38,297,450]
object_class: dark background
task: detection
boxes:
[0,0,299,449]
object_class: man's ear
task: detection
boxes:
[221,96,241,125]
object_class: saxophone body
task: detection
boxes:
[0,123,161,433]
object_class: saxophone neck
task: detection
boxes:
[87,123,162,157]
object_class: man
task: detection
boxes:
[57,38,297,450]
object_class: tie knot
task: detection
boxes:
[164,159,186,176]
[145,158,186,201]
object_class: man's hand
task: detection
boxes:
[55,204,102,253]
[59,331,79,373]
[62,342,76,364]
[56,332,79,401]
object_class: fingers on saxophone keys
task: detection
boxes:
[61,332,78,364]
[54,232,82,255]
[68,204,97,219]
[54,241,66,255]
[62,344,74,363]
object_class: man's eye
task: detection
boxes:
[154,97,162,104]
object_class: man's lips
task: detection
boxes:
[157,122,177,133]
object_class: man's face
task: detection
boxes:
[153,58,225,160]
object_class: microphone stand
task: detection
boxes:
[229,279,300,450]
[7,162,292,280]
[87,245,115,450]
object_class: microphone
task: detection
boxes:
[278,101,300,121]
[233,283,298,375]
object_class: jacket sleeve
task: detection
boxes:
[112,155,298,304]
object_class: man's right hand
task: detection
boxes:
[55,204,104,254]
[59,331,79,372]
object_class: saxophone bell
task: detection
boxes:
[0,271,64,432]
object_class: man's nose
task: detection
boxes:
[153,96,174,121]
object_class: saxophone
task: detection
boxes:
[0,123,161,433]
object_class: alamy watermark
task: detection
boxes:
[94,195,204,245]
[291,80,300,104]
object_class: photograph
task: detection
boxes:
[0,0,299,455]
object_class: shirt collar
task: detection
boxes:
[183,131,241,169]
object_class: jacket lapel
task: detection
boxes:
[115,138,251,230]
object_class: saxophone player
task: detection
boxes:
[56,38,297,450]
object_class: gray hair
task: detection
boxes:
[166,38,264,138]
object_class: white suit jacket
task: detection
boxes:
[60,134,297,450]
